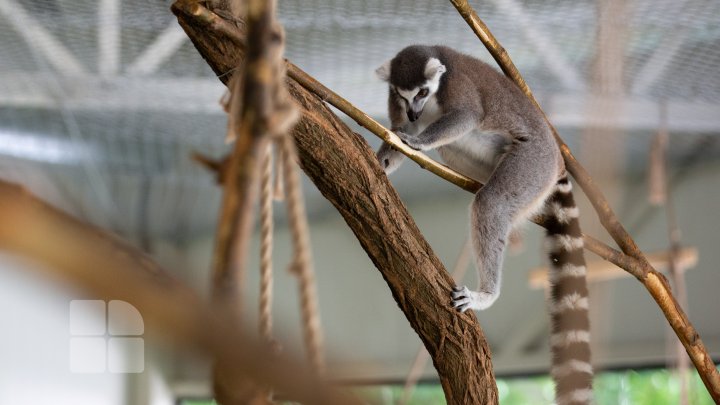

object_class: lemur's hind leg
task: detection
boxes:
[452,135,558,312]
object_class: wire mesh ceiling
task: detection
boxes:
[0,0,718,239]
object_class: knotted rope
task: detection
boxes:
[279,134,325,375]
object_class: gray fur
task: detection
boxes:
[376,45,564,311]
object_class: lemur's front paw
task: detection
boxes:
[451,285,499,312]
[396,131,424,151]
[376,142,406,174]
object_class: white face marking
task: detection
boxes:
[414,95,441,130]
[392,58,447,120]
[397,87,419,102]
[396,85,432,118]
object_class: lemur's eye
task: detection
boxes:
[417,88,429,98]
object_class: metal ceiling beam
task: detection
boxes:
[546,93,720,132]
[126,23,188,76]
[0,73,224,113]
[98,0,121,77]
[0,0,88,76]
[0,74,719,132]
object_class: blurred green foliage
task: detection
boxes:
[377,367,719,405]
[180,366,719,405]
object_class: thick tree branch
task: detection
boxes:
[172,1,499,403]
[0,180,359,405]
[447,0,720,400]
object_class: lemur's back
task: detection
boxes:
[434,46,550,135]
[427,46,562,182]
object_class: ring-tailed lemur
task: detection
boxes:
[375,45,592,405]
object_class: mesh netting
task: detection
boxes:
[0,0,718,237]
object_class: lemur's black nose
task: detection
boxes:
[407,110,420,122]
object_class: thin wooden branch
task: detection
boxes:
[210,73,268,305]
[447,0,720,400]
[191,151,227,183]
[286,65,482,193]
[529,247,698,289]
[172,2,499,402]
[0,180,360,405]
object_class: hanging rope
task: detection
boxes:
[279,133,326,375]
[272,143,285,201]
[259,144,275,343]
[257,143,280,404]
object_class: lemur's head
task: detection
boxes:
[376,45,447,122]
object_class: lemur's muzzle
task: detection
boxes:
[407,109,421,122]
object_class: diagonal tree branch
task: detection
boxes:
[172,1,499,403]
[447,0,720,400]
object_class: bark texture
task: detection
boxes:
[172,2,499,403]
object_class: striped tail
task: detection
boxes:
[544,176,593,405]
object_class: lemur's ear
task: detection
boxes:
[375,59,392,81]
[424,58,446,80]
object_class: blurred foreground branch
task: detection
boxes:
[208,0,306,401]
[0,180,358,405]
